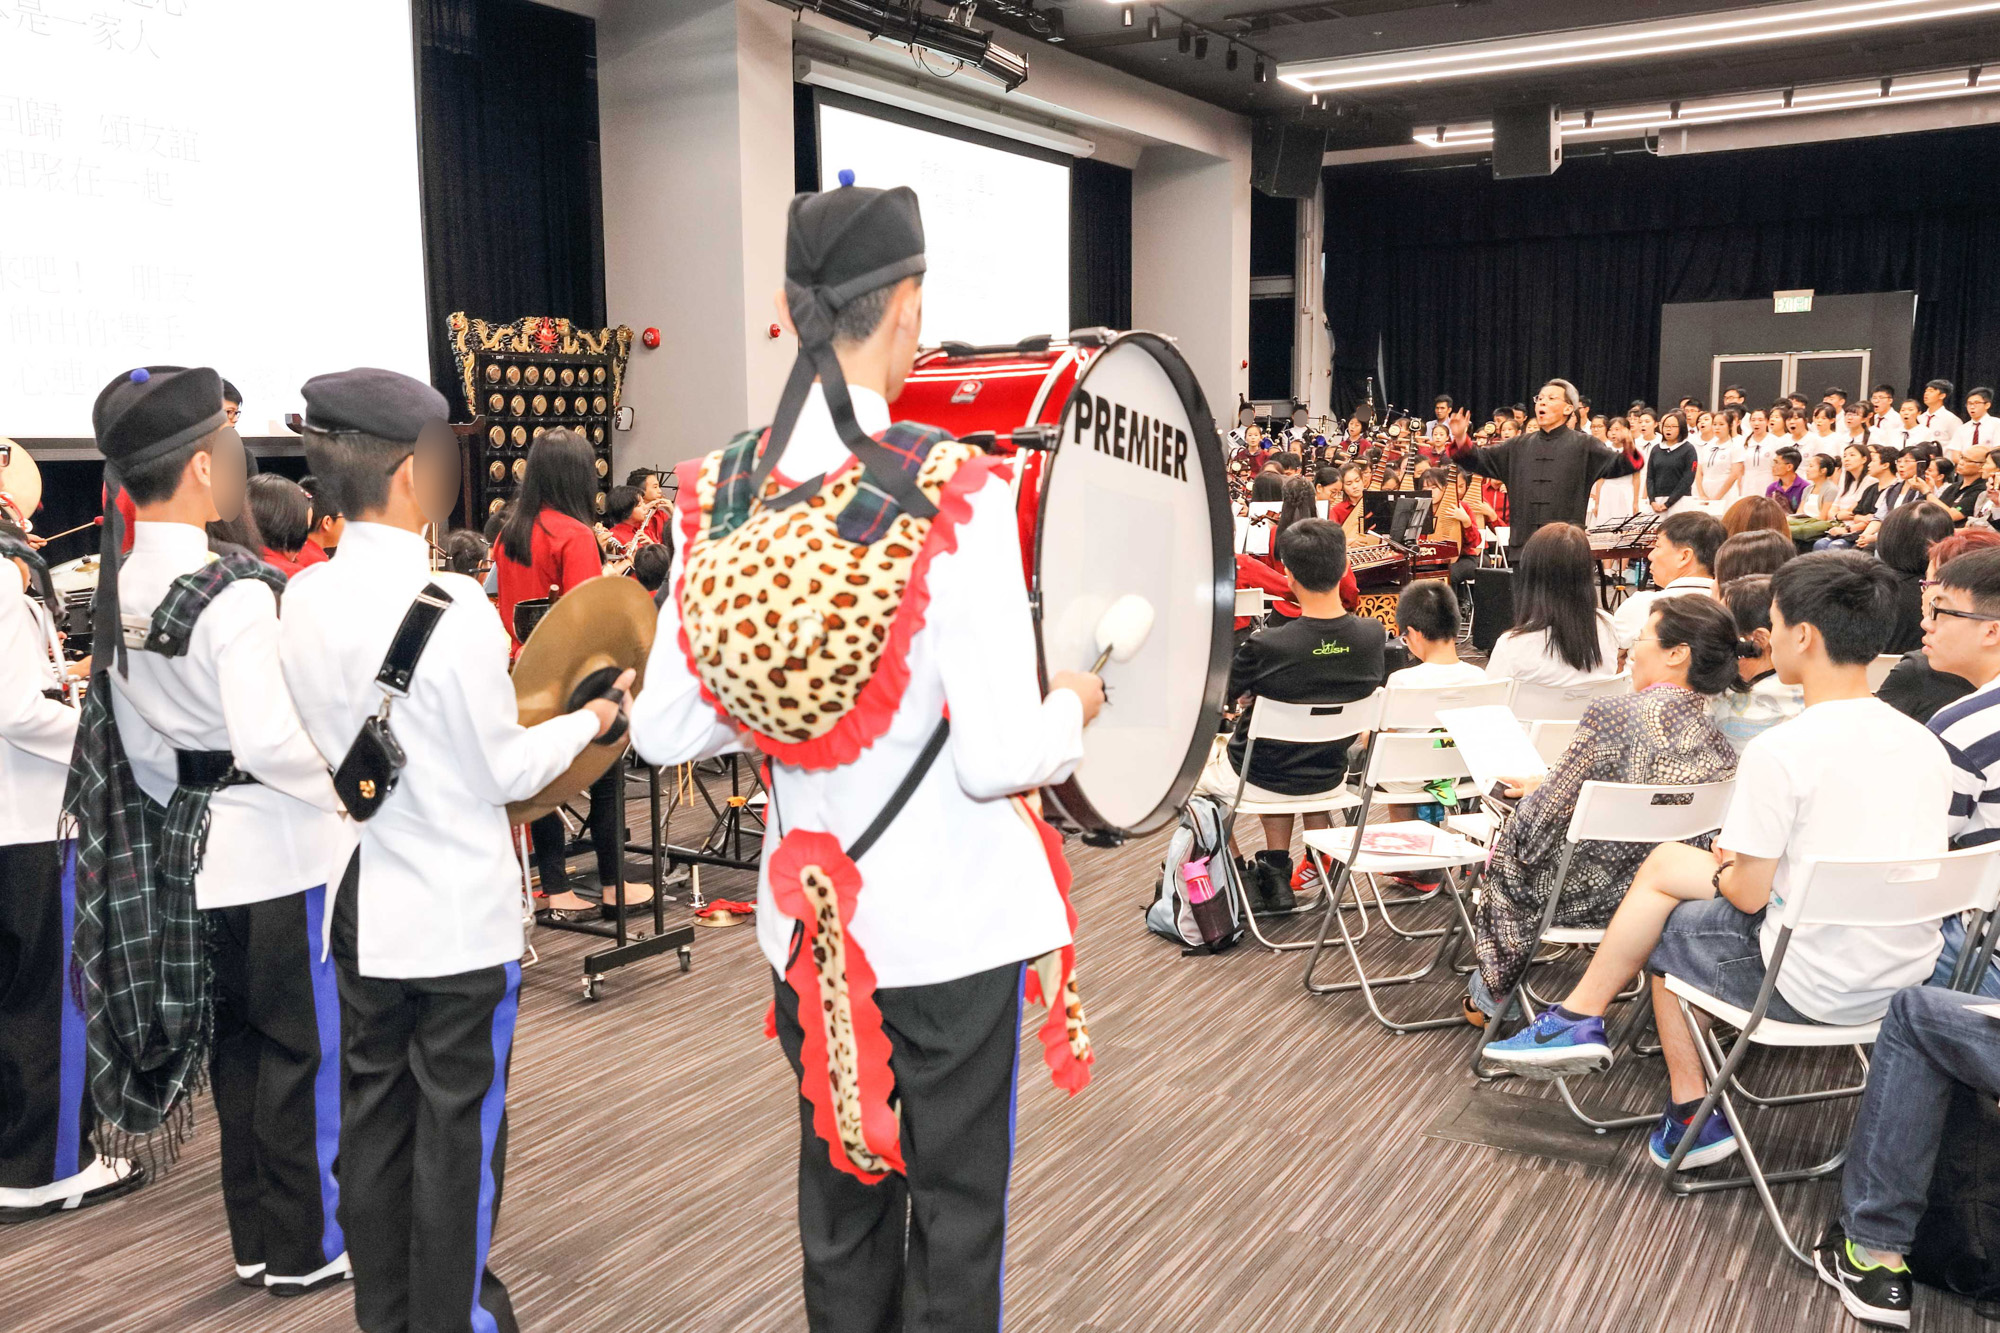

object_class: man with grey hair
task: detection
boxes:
[1446,378,1644,566]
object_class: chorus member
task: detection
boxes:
[296,474,342,568]
[247,474,312,578]
[1612,510,1723,652]
[1483,555,1951,1179]
[1589,416,1643,523]
[1952,386,1996,462]
[1692,412,1743,504]
[1446,379,1642,565]
[1468,595,1739,1023]
[78,367,347,1294]
[496,431,651,922]
[1805,402,1844,454]
[1868,383,1902,441]
[0,522,141,1223]
[1899,397,1931,448]
[629,182,1105,1331]
[1738,410,1778,499]
[1764,446,1806,513]
[1484,524,1619,689]
[1430,394,1454,438]
[1719,384,1746,415]
[1842,402,1871,453]
[1643,412,1696,514]
[282,370,624,1333]
[1712,574,1804,753]
[1922,379,1963,451]
[1783,407,1811,447]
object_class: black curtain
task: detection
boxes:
[415,0,605,414]
[1071,158,1132,332]
[1324,124,2000,421]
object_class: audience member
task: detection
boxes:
[1721,495,1790,539]
[1469,596,1739,1023]
[1877,501,1957,654]
[1876,528,2000,724]
[1712,529,1793,585]
[1613,510,1724,652]
[1712,575,1804,753]
[1764,445,1806,513]
[1486,524,1619,688]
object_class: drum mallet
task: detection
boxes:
[1089,593,1155,674]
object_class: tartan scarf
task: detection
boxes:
[710,421,956,545]
[64,550,286,1160]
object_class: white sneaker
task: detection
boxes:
[267,1252,352,1298]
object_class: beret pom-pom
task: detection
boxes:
[837,168,856,187]
[129,368,150,384]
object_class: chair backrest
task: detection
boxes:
[1509,674,1631,722]
[1866,653,1901,691]
[1564,779,1737,846]
[1234,587,1267,618]
[1245,690,1384,745]
[1360,730,1473,789]
[1379,677,1516,730]
[1528,719,1580,766]
[1777,847,2000,930]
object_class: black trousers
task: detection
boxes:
[0,840,91,1191]
[772,960,1025,1333]
[332,858,519,1333]
[528,764,621,895]
[208,887,345,1276]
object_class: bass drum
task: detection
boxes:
[1031,332,1233,842]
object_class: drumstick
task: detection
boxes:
[34,517,103,544]
[1089,594,1155,674]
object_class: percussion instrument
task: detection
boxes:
[0,437,42,529]
[49,553,102,598]
[508,576,656,824]
[1347,540,1411,589]
[1587,513,1665,562]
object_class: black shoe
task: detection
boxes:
[266,1254,352,1298]
[1255,851,1296,913]
[0,1157,146,1224]
[1815,1224,1912,1329]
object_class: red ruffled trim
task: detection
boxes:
[1021,803,1093,1095]
[768,829,904,1183]
[671,456,739,732]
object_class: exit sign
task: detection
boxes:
[1774,289,1814,313]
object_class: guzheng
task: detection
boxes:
[1348,540,1410,589]
[1587,514,1665,561]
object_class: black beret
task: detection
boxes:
[300,368,448,444]
[92,366,227,469]
[786,180,926,318]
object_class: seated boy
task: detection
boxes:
[1378,580,1485,887]
[1918,547,2000,996]
[1200,518,1388,911]
[1484,553,1952,1173]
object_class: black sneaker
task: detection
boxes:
[1255,851,1296,913]
[1815,1224,1912,1329]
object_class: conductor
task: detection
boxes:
[1446,378,1642,564]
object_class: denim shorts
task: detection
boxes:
[1646,896,1817,1024]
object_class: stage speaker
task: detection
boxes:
[1470,567,1515,655]
[1252,120,1329,200]
[1492,103,1561,179]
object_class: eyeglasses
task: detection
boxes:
[1921,582,2000,623]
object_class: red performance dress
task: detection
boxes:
[495,511,601,655]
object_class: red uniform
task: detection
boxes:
[1234,552,1359,628]
[261,546,310,579]
[296,539,330,568]
[495,510,602,653]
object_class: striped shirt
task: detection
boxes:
[1929,676,2000,847]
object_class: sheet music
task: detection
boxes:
[1438,704,1547,797]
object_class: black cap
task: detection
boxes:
[92,366,227,470]
[300,368,448,444]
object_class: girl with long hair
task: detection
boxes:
[1485,523,1619,687]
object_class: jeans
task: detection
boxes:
[1814,534,1859,552]
[1928,914,2000,998]
[1843,987,2000,1254]
[1645,897,1816,1023]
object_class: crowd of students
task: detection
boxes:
[1210,421,2000,1324]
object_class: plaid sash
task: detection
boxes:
[710,421,956,546]
[64,550,286,1156]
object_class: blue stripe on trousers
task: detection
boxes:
[55,840,83,1182]
[997,962,1024,1329]
[470,961,520,1333]
[303,884,345,1264]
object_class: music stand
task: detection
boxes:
[1387,494,1434,547]
[1360,489,1399,534]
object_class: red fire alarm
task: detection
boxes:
[1240,358,1249,369]
[642,327,660,349]
[769,323,783,339]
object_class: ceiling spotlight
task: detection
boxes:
[1178,22,1192,54]
[1226,42,1238,71]
[1255,55,1267,82]
[1121,6,1132,25]
[1195,33,1208,58]
[1147,9,1160,39]
[1310,92,1321,107]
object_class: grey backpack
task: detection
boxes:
[1145,794,1245,953]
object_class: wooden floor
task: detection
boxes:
[0,767,1982,1333]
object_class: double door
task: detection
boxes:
[1711,350,1871,410]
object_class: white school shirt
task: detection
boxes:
[1719,697,1951,1024]
[1695,438,1745,501]
[629,382,1086,989]
[1924,407,1963,447]
[1611,576,1716,652]
[1954,415,1994,459]
[1486,615,1620,689]
[1738,434,1779,499]
[280,522,598,978]
[110,523,346,908]
[0,580,78,846]
[1868,415,1907,449]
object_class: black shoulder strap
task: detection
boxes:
[846,717,952,862]
[377,583,453,695]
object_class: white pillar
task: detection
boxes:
[1130,145,1250,429]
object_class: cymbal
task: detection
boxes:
[508,576,657,825]
[0,438,42,527]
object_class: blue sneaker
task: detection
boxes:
[1648,1106,1738,1170]
[1480,1009,1613,1079]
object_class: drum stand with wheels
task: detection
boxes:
[535,755,697,1001]
[663,754,766,911]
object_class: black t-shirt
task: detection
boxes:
[1226,613,1389,796]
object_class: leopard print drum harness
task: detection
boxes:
[673,422,1094,1183]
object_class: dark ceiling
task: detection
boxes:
[980,0,2000,149]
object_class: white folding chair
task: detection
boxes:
[1473,780,1737,1130]
[1300,730,1490,1032]
[1219,692,1382,953]
[1865,652,1900,691]
[1527,719,1581,766]
[1233,587,1268,620]
[1508,674,1631,723]
[1660,846,2000,1263]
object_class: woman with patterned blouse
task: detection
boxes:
[1468,596,1742,1022]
